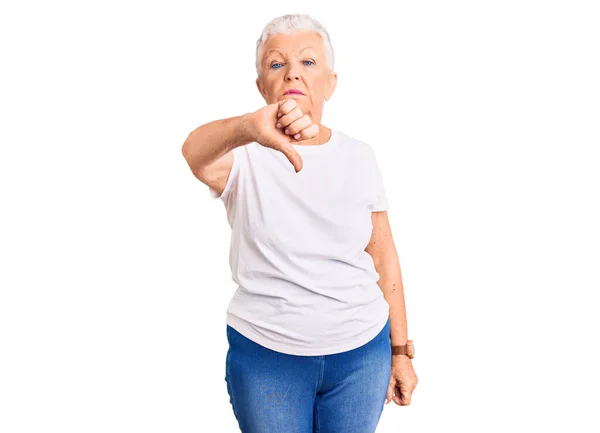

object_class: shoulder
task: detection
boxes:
[334,129,378,161]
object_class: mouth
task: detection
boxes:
[283,89,305,96]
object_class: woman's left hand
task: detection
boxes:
[385,355,418,406]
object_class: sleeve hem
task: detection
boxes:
[369,202,389,212]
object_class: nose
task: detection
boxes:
[284,63,301,81]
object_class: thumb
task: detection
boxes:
[398,382,412,405]
[276,141,303,173]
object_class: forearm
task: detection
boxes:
[376,257,409,346]
[181,113,255,172]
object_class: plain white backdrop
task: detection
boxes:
[1,0,599,432]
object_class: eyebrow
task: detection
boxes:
[265,47,316,56]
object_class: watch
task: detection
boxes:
[391,340,415,359]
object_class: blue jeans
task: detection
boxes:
[224,316,391,433]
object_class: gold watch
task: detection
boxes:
[391,340,415,358]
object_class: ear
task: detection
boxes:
[324,72,337,101]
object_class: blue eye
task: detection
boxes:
[270,60,314,69]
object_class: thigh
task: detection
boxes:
[225,325,320,433]
[315,318,392,433]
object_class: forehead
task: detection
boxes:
[262,31,323,57]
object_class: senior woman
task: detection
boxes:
[182,13,417,433]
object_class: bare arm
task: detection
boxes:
[181,113,256,196]
[365,211,409,347]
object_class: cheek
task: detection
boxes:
[309,78,327,94]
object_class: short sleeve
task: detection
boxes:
[365,146,389,212]
[209,144,246,201]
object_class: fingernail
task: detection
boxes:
[277,112,283,117]
[276,122,281,128]
[285,128,289,134]
[294,133,301,139]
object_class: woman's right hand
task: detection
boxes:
[246,99,319,173]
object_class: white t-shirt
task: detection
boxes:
[210,128,391,356]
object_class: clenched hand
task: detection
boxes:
[247,99,319,173]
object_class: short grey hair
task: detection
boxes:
[255,13,335,78]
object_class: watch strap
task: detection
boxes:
[391,340,414,358]
[392,345,408,356]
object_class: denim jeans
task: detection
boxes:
[224,316,391,433]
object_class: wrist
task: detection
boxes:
[391,340,415,359]
[240,112,257,143]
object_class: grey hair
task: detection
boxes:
[255,13,335,78]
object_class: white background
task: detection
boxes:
[1,0,599,432]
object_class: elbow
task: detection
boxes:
[368,246,397,269]
[181,135,202,173]
[181,133,193,159]
[181,141,193,170]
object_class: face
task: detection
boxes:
[256,31,337,125]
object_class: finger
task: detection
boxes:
[277,99,297,117]
[276,142,304,173]
[291,123,319,141]
[385,380,395,405]
[277,107,303,130]
[400,389,412,405]
[283,115,312,136]
[397,383,412,406]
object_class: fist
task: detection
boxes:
[248,99,319,173]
